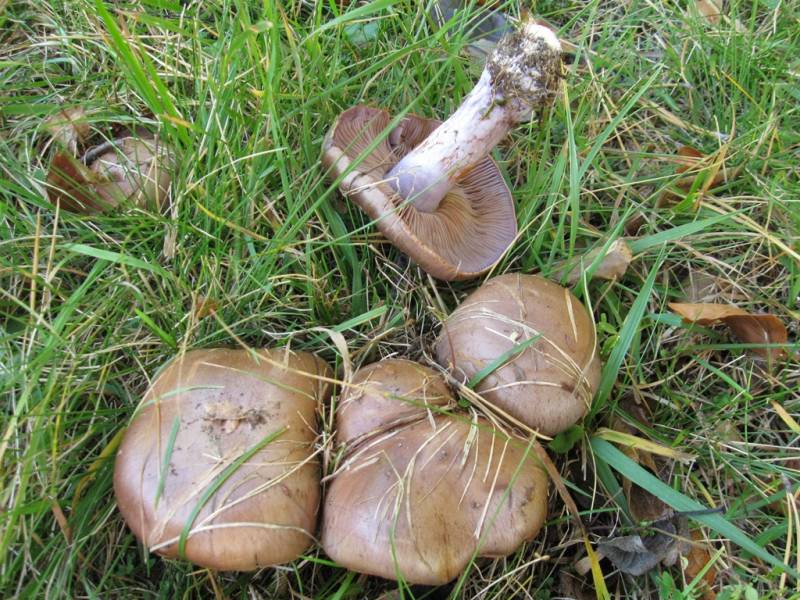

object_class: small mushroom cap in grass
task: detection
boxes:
[322,106,516,281]
[435,274,601,436]
[114,348,332,571]
[322,360,549,585]
[48,134,172,213]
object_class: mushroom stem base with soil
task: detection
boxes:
[385,22,562,213]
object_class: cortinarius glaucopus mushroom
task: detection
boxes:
[322,23,562,280]
[435,274,601,436]
[322,359,549,585]
[335,358,455,445]
[114,348,331,571]
[47,119,172,214]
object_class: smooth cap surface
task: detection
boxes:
[321,106,516,281]
[114,348,331,571]
[434,274,601,436]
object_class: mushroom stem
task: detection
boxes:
[386,23,562,213]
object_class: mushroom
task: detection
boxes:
[47,126,172,214]
[322,23,562,281]
[322,359,549,585]
[335,358,454,446]
[114,348,332,571]
[434,274,601,436]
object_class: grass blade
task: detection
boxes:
[589,249,664,418]
[628,211,742,254]
[62,243,170,279]
[154,416,180,506]
[467,334,542,389]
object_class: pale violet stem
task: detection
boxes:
[386,23,561,213]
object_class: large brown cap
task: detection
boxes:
[114,348,332,571]
[321,105,516,281]
[322,359,549,585]
[322,416,549,585]
[434,274,601,436]
[336,359,454,447]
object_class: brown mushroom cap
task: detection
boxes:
[434,274,601,436]
[321,105,517,281]
[48,134,172,213]
[336,358,454,447]
[322,360,549,585]
[114,348,332,571]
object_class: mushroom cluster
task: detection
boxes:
[322,359,549,585]
[435,273,601,436]
[322,23,562,280]
[110,20,604,588]
[114,348,331,570]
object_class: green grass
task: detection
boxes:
[1,0,799,598]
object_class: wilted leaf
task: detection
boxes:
[713,421,743,446]
[555,239,633,285]
[674,146,727,191]
[47,152,105,213]
[681,270,747,304]
[596,428,694,463]
[693,0,722,25]
[45,107,90,154]
[660,145,730,207]
[668,302,788,362]
[598,515,689,576]
[771,401,800,435]
[47,134,172,214]
[683,530,718,600]
[627,480,672,523]
[598,534,663,576]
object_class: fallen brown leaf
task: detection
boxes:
[555,239,633,285]
[674,146,727,191]
[51,500,72,544]
[693,0,722,25]
[683,530,718,600]
[668,302,788,363]
[660,145,730,206]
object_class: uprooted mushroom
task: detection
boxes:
[114,348,332,570]
[322,359,549,585]
[435,274,601,436]
[322,23,562,280]
[45,108,173,213]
